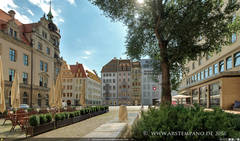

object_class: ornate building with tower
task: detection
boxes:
[0,5,62,108]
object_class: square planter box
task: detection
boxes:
[72,116,82,123]
[26,121,54,136]
[80,114,91,120]
[55,118,73,128]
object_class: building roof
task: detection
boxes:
[0,9,32,45]
[101,59,118,72]
[70,63,87,78]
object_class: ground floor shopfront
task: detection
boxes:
[178,72,240,110]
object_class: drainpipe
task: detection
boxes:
[30,38,34,108]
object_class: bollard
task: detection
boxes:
[119,105,128,122]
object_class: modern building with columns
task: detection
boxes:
[178,28,240,109]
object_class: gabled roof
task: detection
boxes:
[70,63,87,78]
[0,9,33,45]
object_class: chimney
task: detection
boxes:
[8,10,16,19]
[76,62,79,65]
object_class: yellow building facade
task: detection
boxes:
[0,8,62,108]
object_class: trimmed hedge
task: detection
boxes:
[29,106,109,127]
[29,113,53,126]
[132,104,240,141]
[39,114,47,125]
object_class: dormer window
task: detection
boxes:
[9,28,17,39]
[42,31,47,39]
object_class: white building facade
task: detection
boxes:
[141,59,162,105]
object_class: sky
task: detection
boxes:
[0,0,129,75]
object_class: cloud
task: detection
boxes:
[0,0,32,23]
[81,56,88,59]
[67,0,75,5]
[28,0,63,25]
[59,18,64,23]
[84,51,92,55]
[27,9,34,16]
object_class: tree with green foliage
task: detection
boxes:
[89,0,240,103]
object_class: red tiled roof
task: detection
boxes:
[70,64,87,78]
[0,9,34,45]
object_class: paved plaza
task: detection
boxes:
[0,106,145,140]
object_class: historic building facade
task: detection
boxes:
[62,62,102,106]
[61,61,75,106]
[101,58,118,105]
[0,7,62,108]
[131,61,141,105]
[117,59,132,105]
[102,58,164,106]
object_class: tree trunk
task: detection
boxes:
[159,41,172,104]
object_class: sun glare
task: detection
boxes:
[137,0,144,4]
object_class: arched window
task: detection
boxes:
[23,92,28,104]
[38,93,42,107]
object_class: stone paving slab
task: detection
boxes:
[94,123,127,132]
[84,123,127,138]
[83,110,140,139]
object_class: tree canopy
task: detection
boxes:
[89,0,240,103]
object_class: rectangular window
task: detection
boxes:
[44,77,48,87]
[9,69,15,82]
[23,54,28,66]
[9,48,16,62]
[46,47,50,55]
[201,71,204,80]
[9,28,13,36]
[197,73,200,81]
[226,56,232,70]
[40,61,44,71]
[38,42,42,50]
[42,31,47,39]
[234,52,240,67]
[39,76,43,86]
[214,63,219,74]
[22,72,28,84]
[200,86,207,107]
[209,66,213,76]
[14,31,17,38]
[210,83,220,107]
[192,89,198,104]
[56,68,60,75]
[204,68,208,78]
[219,60,224,72]
[44,63,48,72]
